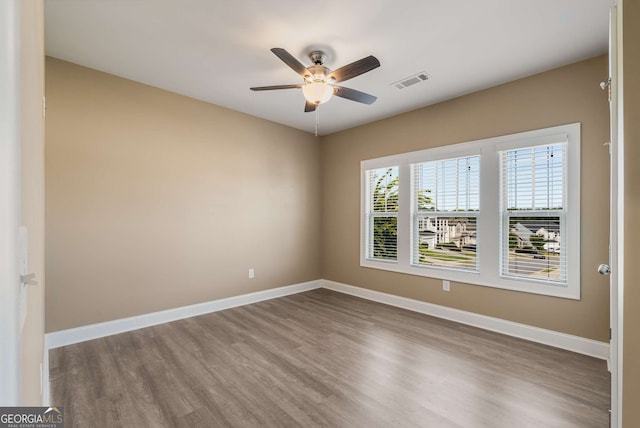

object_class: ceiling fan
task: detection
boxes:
[250,48,380,112]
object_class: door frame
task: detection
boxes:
[611,2,625,426]
[0,0,22,406]
[608,3,625,427]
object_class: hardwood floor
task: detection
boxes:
[49,288,610,427]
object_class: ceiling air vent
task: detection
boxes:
[391,72,430,90]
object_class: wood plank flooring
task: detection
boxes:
[49,288,610,427]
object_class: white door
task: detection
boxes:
[601,5,621,427]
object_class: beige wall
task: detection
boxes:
[622,0,640,425]
[45,57,612,339]
[321,56,610,341]
[20,0,45,404]
[45,58,321,332]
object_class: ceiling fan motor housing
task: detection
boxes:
[309,50,328,65]
[305,65,331,83]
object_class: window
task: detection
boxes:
[500,144,567,283]
[360,123,580,299]
[365,166,399,261]
[412,156,480,271]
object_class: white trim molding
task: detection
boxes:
[44,277,609,406]
[321,279,609,360]
[42,346,49,406]
[45,280,322,350]
[45,277,609,358]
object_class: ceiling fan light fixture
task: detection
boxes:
[302,81,333,105]
[251,48,380,112]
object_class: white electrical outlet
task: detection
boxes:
[248,268,255,279]
[442,280,450,292]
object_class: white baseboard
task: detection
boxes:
[321,279,610,361]
[42,346,49,406]
[43,276,609,403]
[45,280,322,350]
[43,277,609,407]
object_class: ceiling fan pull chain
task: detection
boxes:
[315,105,320,137]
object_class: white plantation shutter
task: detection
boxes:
[412,156,480,271]
[366,166,399,261]
[500,143,567,283]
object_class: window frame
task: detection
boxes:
[364,166,400,262]
[499,143,568,284]
[411,155,481,272]
[360,123,580,300]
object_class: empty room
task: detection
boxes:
[2,0,640,427]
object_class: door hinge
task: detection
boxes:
[610,328,612,340]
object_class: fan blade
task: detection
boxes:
[250,84,302,91]
[271,48,308,77]
[329,55,380,83]
[304,101,317,112]
[333,86,377,105]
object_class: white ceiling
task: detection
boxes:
[44,0,613,136]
